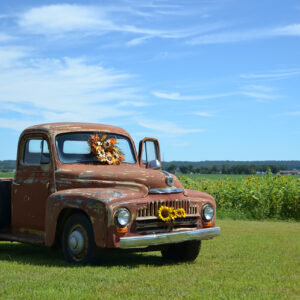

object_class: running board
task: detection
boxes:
[0,232,44,245]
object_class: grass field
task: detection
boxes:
[0,172,14,178]
[0,219,299,299]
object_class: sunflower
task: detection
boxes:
[105,152,113,165]
[158,206,172,222]
[175,208,186,218]
[103,139,112,150]
[169,208,177,220]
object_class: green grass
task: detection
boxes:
[0,172,14,178]
[0,220,299,299]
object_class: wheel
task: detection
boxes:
[61,213,97,264]
[161,240,201,262]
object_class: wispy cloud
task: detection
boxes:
[240,91,277,100]
[187,23,300,45]
[152,91,233,101]
[17,4,225,46]
[136,118,205,135]
[240,69,300,79]
[153,85,278,102]
[274,24,300,36]
[239,84,277,100]
[18,5,193,37]
[241,85,274,92]
[0,52,140,130]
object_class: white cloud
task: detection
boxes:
[0,54,140,130]
[18,4,192,38]
[136,119,205,135]
[17,4,225,46]
[152,91,233,101]
[18,5,113,35]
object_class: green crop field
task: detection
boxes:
[178,173,300,221]
[0,219,299,299]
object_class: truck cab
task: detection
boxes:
[0,122,220,264]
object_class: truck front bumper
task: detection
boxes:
[119,227,220,249]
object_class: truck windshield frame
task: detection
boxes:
[55,132,137,164]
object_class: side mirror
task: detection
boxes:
[147,160,161,169]
[138,138,161,168]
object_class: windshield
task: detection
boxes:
[56,132,136,164]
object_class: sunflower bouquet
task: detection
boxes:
[88,134,125,165]
[158,206,187,222]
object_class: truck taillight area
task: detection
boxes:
[0,122,220,264]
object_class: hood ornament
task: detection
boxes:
[162,170,174,187]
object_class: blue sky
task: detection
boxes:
[0,0,299,161]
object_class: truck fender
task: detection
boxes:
[44,188,144,248]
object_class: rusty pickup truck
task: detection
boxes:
[0,123,220,264]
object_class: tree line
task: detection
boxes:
[165,164,282,174]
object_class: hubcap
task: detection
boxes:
[68,230,85,255]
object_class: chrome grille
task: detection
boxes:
[135,217,198,234]
[137,199,198,217]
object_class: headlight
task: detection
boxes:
[115,208,131,226]
[202,204,214,221]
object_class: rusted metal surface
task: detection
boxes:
[0,122,218,250]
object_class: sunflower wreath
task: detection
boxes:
[88,134,125,165]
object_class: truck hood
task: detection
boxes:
[55,164,183,194]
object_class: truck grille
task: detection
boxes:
[135,217,198,234]
[137,199,198,217]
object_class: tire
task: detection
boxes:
[61,213,97,265]
[161,240,201,262]
[0,181,11,229]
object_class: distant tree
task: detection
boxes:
[211,165,219,174]
[221,165,229,174]
[270,165,279,174]
[187,165,195,173]
[167,164,176,173]
[179,165,188,174]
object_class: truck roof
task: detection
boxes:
[22,122,131,137]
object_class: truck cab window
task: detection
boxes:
[23,138,50,165]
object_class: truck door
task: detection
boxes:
[12,135,53,233]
